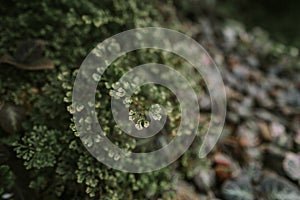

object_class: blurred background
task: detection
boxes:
[180,0,300,48]
[218,0,300,48]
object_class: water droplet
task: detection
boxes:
[96,67,105,73]
[152,113,162,120]
[135,122,143,130]
[123,97,132,106]
[85,116,92,124]
[84,137,93,147]
[76,104,84,112]
[92,73,101,82]
[143,120,150,128]
[150,104,162,120]
[95,135,103,143]
[67,105,75,114]
[108,151,114,158]
[114,154,120,161]
[116,87,125,97]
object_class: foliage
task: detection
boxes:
[0,165,15,196]
[0,0,182,199]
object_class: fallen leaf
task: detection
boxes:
[0,54,54,70]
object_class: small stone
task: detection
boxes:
[270,122,285,138]
[227,112,240,124]
[222,173,253,200]
[294,130,300,150]
[176,180,202,200]
[263,144,285,175]
[255,89,274,108]
[225,86,243,100]
[260,171,300,198]
[213,153,241,180]
[254,109,277,122]
[193,170,216,192]
[232,64,250,80]
[237,97,253,118]
[237,124,260,147]
[199,94,211,111]
[258,121,272,141]
[246,84,259,97]
[283,152,300,182]
[247,55,259,68]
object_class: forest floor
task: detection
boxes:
[169,4,300,200]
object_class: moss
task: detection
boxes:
[0,1,184,199]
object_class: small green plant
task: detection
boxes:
[0,1,180,199]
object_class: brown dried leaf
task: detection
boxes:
[258,121,272,141]
[0,54,54,70]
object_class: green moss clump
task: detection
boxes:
[0,1,189,199]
